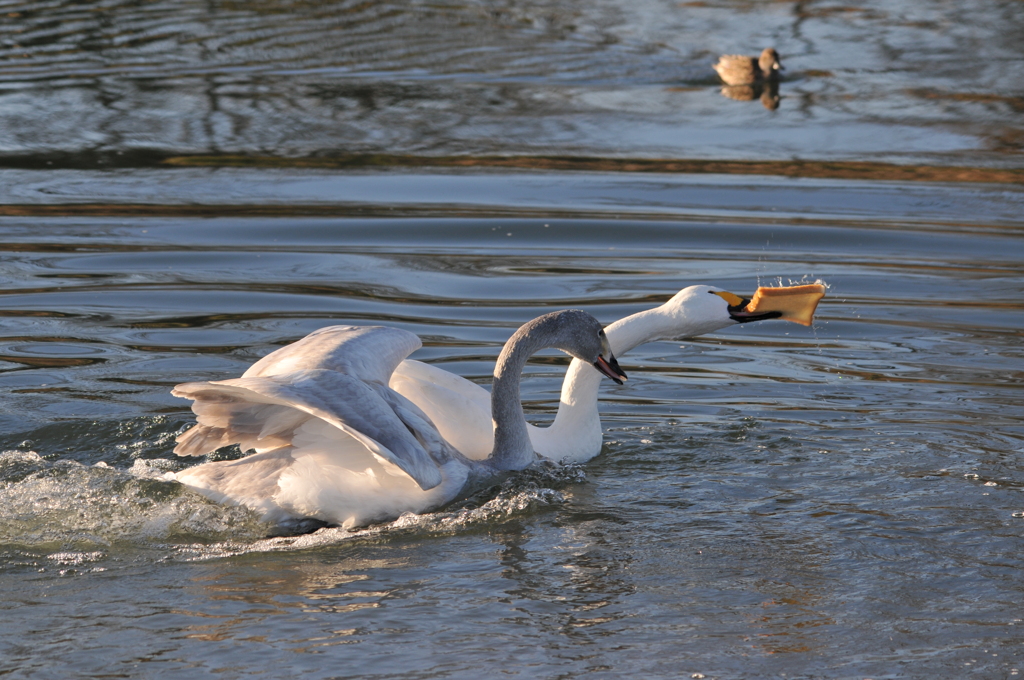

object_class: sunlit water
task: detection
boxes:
[1,170,1022,678]
[2,0,1023,167]
[3,0,1024,678]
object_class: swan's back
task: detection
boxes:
[389,359,495,459]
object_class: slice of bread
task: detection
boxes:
[745,284,826,326]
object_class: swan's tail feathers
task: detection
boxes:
[173,369,447,492]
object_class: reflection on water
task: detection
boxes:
[2,0,1023,166]
[719,81,780,111]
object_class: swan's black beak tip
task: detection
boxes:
[594,355,627,385]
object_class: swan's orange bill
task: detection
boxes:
[745,284,826,326]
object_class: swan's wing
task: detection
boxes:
[390,360,495,459]
[173,390,308,457]
[243,325,422,385]
[374,386,457,467]
[173,369,444,490]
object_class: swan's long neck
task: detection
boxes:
[549,308,671,437]
[489,329,547,470]
[490,313,588,470]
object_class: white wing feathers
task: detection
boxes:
[174,370,447,490]
[173,326,451,492]
[243,325,422,384]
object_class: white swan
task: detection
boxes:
[171,310,627,528]
[389,284,824,463]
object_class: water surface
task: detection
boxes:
[2,0,1024,678]
[1,170,1023,679]
[2,0,1023,168]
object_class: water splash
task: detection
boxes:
[173,461,587,560]
[0,446,587,562]
[0,451,268,552]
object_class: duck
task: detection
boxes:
[171,309,627,528]
[713,47,782,86]
[390,284,824,463]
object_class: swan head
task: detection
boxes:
[649,283,825,341]
[554,310,628,385]
[509,309,628,385]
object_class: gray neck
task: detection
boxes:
[490,313,579,470]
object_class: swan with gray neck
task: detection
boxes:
[171,309,624,527]
[489,309,625,470]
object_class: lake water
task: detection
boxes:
[2,1,1024,678]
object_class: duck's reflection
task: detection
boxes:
[719,81,781,111]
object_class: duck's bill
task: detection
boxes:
[717,283,826,326]
[593,354,627,385]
